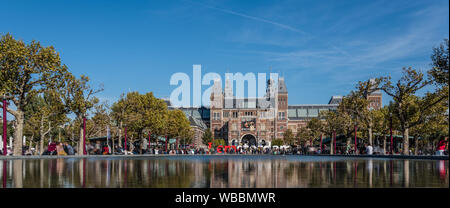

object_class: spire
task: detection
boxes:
[225,75,233,98]
[278,77,287,93]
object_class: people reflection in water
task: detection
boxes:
[0,158,448,188]
[439,160,446,180]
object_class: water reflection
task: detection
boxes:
[0,156,448,188]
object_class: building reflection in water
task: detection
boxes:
[0,157,447,188]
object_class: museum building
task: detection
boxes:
[168,77,382,148]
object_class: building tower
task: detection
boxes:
[224,76,233,109]
[368,78,382,110]
[210,79,224,141]
[277,77,288,139]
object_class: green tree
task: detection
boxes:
[429,39,449,110]
[179,129,193,147]
[271,139,283,146]
[111,93,128,148]
[116,92,168,152]
[409,97,448,154]
[372,106,390,154]
[0,34,68,155]
[321,110,353,154]
[307,118,324,145]
[61,73,102,155]
[339,78,385,146]
[283,129,295,145]
[212,138,226,149]
[23,92,67,155]
[296,126,311,146]
[86,102,111,139]
[167,109,191,150]
[429,39,449,86]
[382,67,448,154]
[202,128,213,146]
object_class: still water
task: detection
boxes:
[0,156,448,188]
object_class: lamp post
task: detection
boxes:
[83,117,86,155]
[106,125,111,154]
[390,114,393,155]
[354,124,358,155]
[58,124,66,143]
[111,126,116,155]
[319,134,323,154]
[333,131,336,155]
[148,132,151,150]
[2,97,7,156]
[165,136,168,153]
[124,127,128,155]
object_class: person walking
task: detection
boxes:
[47,142,57,155]
[64,142,74,155]
[367,144,373,155]
[102,145,109,155]
[345,142,351,155]
[56,142,67,156]
[436,137,448,156]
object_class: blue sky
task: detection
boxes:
[1,0,449,107]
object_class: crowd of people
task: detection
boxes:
[0,137,448,156]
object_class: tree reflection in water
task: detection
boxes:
[0,156,448,188]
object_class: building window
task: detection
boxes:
[223,111,229,118]
[260,124,265,131]
[297,109,307,117]
[213,112,221,120]
[232,112,238,118]
[243,111,255,116]
[308,108,319,117]
[214,128,221,138]
[278,112,285,120]
[288,109,297,118]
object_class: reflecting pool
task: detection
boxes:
[0,156,448,188]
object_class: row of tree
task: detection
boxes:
[1,33,192,156]
[282,39,449,155]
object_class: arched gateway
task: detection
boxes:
[241,134,257,146]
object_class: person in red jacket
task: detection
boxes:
[47,142,57,155]
[436,137,448,156]
[102,145,110,155]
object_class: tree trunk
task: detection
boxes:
[402,128,409,155]
[414,136,419,155]
[35,141,38,155]
[368,126,373,145]
[383,135,387,155]
[112,128,115,155]
[79,127,84,155]
[118,121,123,148]
[13,160,23,188]
[330,134,334,155]
[139,131,143,154]
[13,111,24,156]
[130,138,135,153]
[39,134,45,156]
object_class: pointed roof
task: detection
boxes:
[188,116,207,130]
[278,77,287,93]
